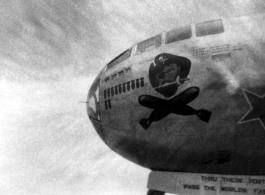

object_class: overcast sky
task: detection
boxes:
[0,1,264,195]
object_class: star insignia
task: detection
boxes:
[238,89,265,130]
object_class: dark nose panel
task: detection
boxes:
[87,73,104,140]
[87,76,101,121]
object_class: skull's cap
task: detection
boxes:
[154,53,191,71]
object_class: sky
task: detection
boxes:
[0,0,264,195]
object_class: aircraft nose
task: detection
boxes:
[87,76,101,121]
[87,74,106,141]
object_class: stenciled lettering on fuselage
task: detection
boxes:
[138,53,212,130]
[103,77,145,110]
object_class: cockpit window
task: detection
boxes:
[166,26,192,44]
[196,19,224,37]
[136,34,162,55]
[106,48,132,71]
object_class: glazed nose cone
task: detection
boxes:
[87,74,106,141]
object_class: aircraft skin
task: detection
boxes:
[87,11,265,176]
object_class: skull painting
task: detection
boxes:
[149,53,191,98]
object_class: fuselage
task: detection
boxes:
[87,11,265,175]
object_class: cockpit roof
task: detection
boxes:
[106,19,225,71]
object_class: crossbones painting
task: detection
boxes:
[138,53,212,130]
